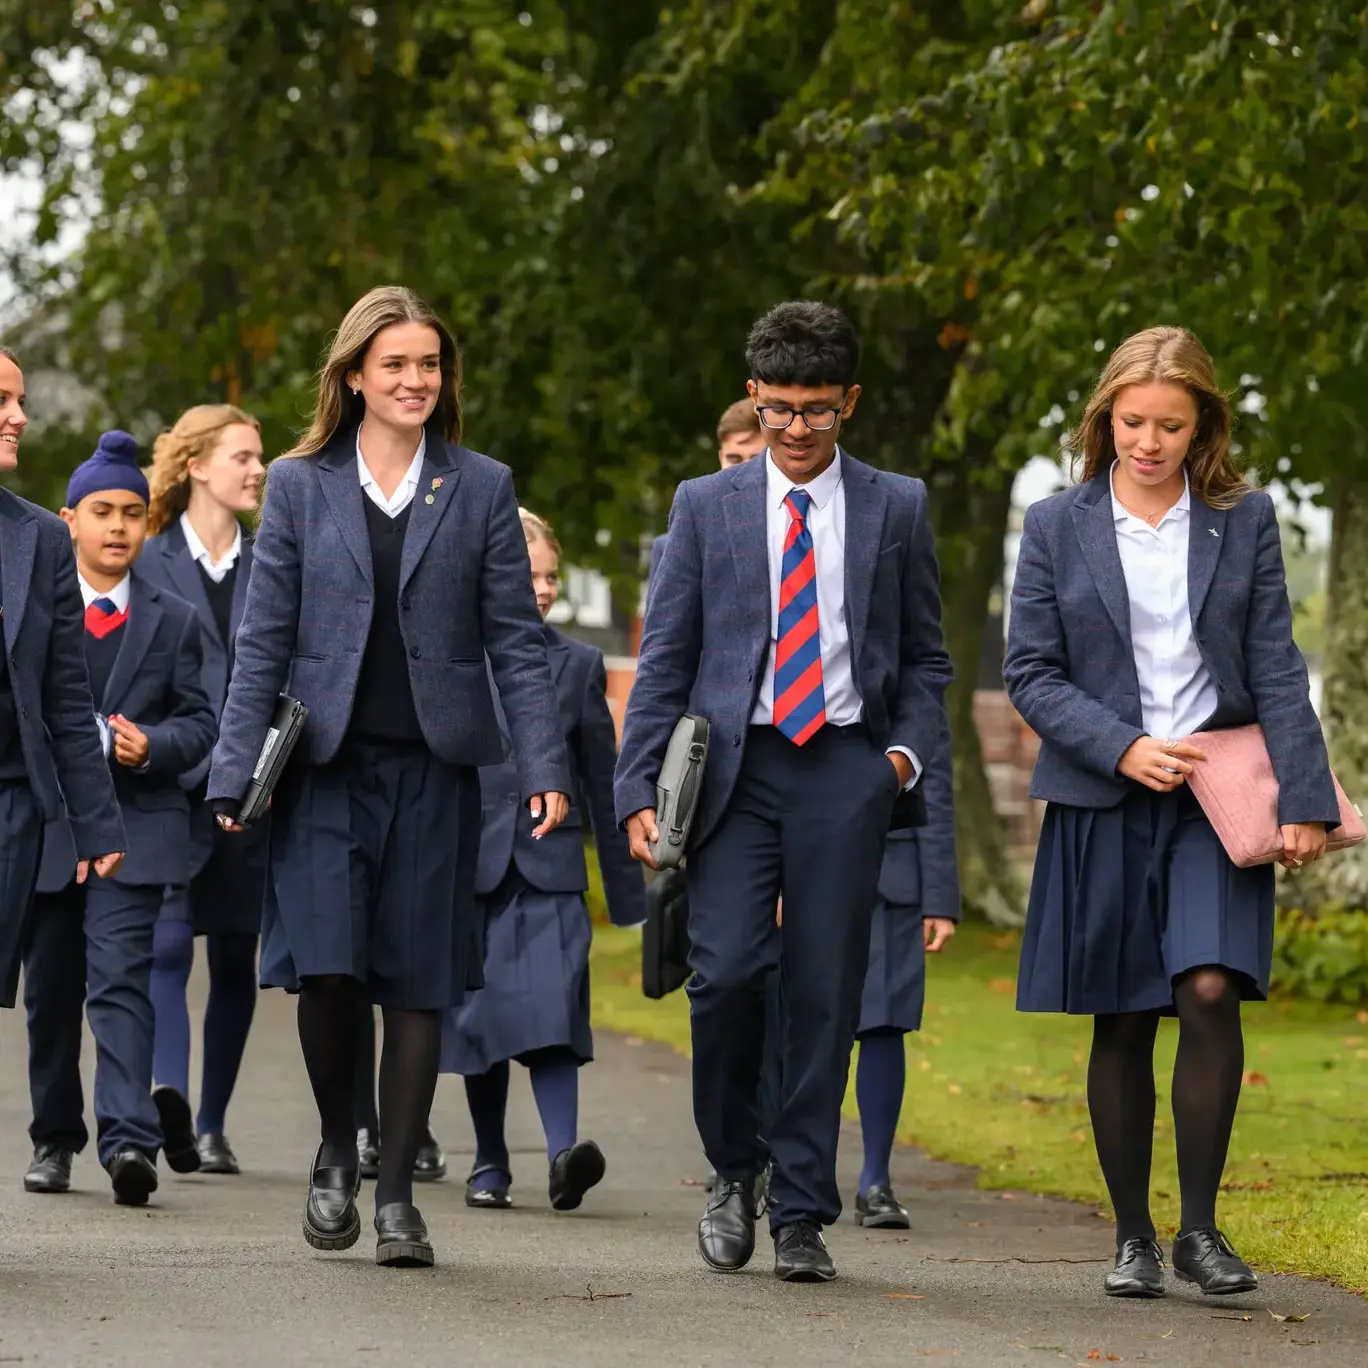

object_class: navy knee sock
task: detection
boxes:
[197,933,258,1136]
[464,1062,512,1190]
[856,1029,907,1194]
[150,919,194,1097]
[526,1047,579,1161]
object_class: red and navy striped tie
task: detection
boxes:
[773,489,826,745]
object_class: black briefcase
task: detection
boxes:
[238,694,308,826]
[641,867,692,999]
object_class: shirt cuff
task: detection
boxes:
[95,714,111,759]
[887,746,922,790]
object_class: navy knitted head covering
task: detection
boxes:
[66,430,149,509]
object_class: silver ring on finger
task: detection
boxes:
[1292,857,1304,868]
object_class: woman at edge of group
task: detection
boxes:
[140,406,267,1175]
[444,508,647,1213]
[205,285,570,1269]
[1003,325,1337,1300]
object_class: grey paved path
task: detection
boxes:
[2,967,1365,1367]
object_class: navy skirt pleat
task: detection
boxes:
[260,743,482,1010]
[0,779,42,1007]
[441,872,593,1075]
[1018,785,1274,1015]
[857,897,925,1035]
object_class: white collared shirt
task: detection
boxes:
[77,571,131,759]
[357,428,425,518]
[179,511,241,584]
[1110,462,1218,740]
[751,449,920,783]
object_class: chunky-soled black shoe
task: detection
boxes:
[413,1126,447,1182]
[24,1143,74,1194]
[465,1164,513,1210]
[1104,1237,1166,1298]
[1172,1228,1258,1295]
[356,1128,381,1180]
[302,1144,361,1251]
[549,1140,606,1212]
[698,1178,758,1272]
[375,1202,434,1268]
[108,1149,159,1206]
[855,1184,910,1230]
[195,1133,240,1175]
[152,1086,202,1174]
[773,1221,836,1282]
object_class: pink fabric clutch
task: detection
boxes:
[1184,724,1365,868]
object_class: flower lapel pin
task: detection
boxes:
[425,475,444,505]
[1208,527,1219,538]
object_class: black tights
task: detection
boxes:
[297,976,440,1209]
[1088,966,1245,1242]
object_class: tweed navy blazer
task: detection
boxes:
[615,451,952,849]
[1002,473,1338,826]
[207,427,570,805]
[476,627,647,926]
[878,715,960,916]
[0,488,124,858]
[37,571,217,890]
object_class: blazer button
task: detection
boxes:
[410,646,421,659]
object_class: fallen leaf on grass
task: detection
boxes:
[988,977,1015,994]
[1268,1310,1310,1324]
[1242,1071,1269,1086]
[948,1084,962,1095]
[1220,1179,1275,1192]
[885,1293,925,1299]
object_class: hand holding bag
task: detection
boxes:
[1183,723,1365,868]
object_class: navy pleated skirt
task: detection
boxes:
[159,800,269,936]
[260,742,483,1010]
[0,778,42,1008]
[440,871,593,1075]
[857,897,925,1036]
[1018,785,1274,1015]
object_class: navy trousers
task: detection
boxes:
[687,724,896,1230]
[0,778,43,1008]
[24,880,165,1165]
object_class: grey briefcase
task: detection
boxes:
[648,713,710,871]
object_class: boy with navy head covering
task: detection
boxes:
[0,348,125,1107]
[21,429,218,1207]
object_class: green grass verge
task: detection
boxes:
[590,921,1368,1293]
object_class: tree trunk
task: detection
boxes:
[1285,472,1368,911]
[930,439,1026,926]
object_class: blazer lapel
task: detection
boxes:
[0,499,37,653]
[1070,479,1132,643]
[1187,500,1227,623]
[159,523,220,643]
[545,629,572,687]
[102,576,161,713]
[317,431,374,585]
[840,455,888,668]
[722,459,770,642]
[399,439,463,593]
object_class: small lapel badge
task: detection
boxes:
[424,494,435,505]
[431,477,444,491]
[1208,527,1219,537]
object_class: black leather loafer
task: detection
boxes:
[25,1144,74,1194]
[855,1183,910,1229]
[465,1164,513,1209]
[152,1086,202,1174]
[1172,1227,1258,1295]
[413,1126,447,1182]
[774,1221,836,1282]
[108,1149,159,1206]
[302,1144,361,1251]
[356,1128,381,1181]
[375,1201,434,1268]
[549,1140,606,1212]
[1105,1237,1166,1297]
[196,1132,240,1175]
[698,1177,758,1272]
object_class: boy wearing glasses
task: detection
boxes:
[616,301,951,1282]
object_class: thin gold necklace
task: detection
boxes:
[1115,491,1180,527]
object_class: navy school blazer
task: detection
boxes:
[0,488,123,858]
[477,627,647,926]
[1001,473,1338,826]
[879,715,960,917]
[37,571,217,891]
[207,426,570,805]
[615,451,953,848]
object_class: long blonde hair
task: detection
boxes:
[284,286,462,459]
[1071,326,1248,508]
[147,404,260,535]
